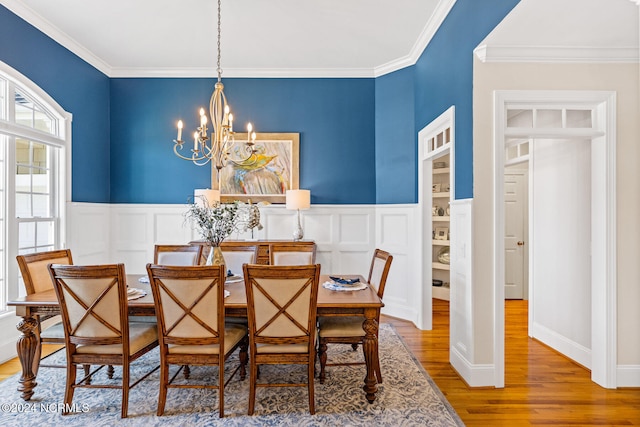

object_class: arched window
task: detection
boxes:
[0,61,70,310]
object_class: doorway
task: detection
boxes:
[417,106,455,330]
[493,91,617,389]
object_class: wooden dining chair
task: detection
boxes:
[220,243,258,276]
[317,248,393,384]
[48,263,159,418]
[16,249,73,371]
[153,244,202,266]
[269,243,316,265]
[146,264,248,417]
[243,263,321,415]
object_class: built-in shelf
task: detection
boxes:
[433,167,450,175]
[432,240,450,246]
[432,262,450,270]
[431,153,451,301]
[432,192,450,198]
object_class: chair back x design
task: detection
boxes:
[243,264,321,415]
[48,263,159,418]
[16,249,73,370]
[154,244,202,266]
[317,248,393,384]
[146,264,248,417]
[269,243,316,265]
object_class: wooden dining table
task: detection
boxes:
[7,273,384,404]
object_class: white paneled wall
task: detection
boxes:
[66,202,420,322]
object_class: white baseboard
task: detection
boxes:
[530,321,591,369]
[450,345,496,387]
[616,365,640,387]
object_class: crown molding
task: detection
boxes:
[108,67,376,79]
[1,0,112,76]
[374,0,457,77]
[474,44,639,64]
[3,0,457,79]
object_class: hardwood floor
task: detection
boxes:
[385,299,640,426]
[1,300,638,425]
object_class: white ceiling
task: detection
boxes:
[3,0,638,78]
[2,0,450,78]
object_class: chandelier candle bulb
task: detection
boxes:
[177,120,183,141]
[193,131,198,151]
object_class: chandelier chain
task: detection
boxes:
[216,0,222,82]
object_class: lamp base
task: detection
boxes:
[293,209,304,241]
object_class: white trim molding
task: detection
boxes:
[474,45,639,64]
[493,90,617,389]
[374,0,457,77]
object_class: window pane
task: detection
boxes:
[536,109,562,128]
[16,139,29,165]
[32,142,48,171]
[32,194,50,217]
[16,193,31,217]
[507,109,533,127]
[32,171,50,193]
[14,91,55,135]
[566,109,592,128]
[16,171,31,192]
[34,110,53,133]
[36,221,55,246]
[18,222,35,250]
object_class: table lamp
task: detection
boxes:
[286,189,310,241]
[194,189,220,208]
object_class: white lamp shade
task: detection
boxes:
[286,189,310,210]
[194,189,220,208]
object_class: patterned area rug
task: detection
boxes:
[0,324,463,426]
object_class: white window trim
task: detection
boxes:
[0,60,71,310]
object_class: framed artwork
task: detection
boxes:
[434,227,449,241]
[215,133,300,203]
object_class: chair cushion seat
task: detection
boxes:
[256,342,309,354]
[318,316,365,338]
[40,321,65,340]
[168,323,247,355]
[76,323,158,355]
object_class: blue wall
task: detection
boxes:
[412,0,520,200]
[110,77,376,204]
[374,67,415,204]
[0,5,111,203]
[1,1,520,205]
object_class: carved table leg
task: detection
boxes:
[16,316,39,401]
[361,308,379,404]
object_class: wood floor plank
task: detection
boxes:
[384,299,640,426]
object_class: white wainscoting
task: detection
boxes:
[65,202,420,322]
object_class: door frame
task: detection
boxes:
[417,106,455,330]
[493,90,617,388]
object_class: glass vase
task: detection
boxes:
[206,245,225,266]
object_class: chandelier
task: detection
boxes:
[172,0,257,181]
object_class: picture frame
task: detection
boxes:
[434,227,449,241]
[432,183,441,193]
[216,133,300,203]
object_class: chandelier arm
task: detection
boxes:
[171,0,256,172]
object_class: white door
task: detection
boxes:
[504,170,527,299]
